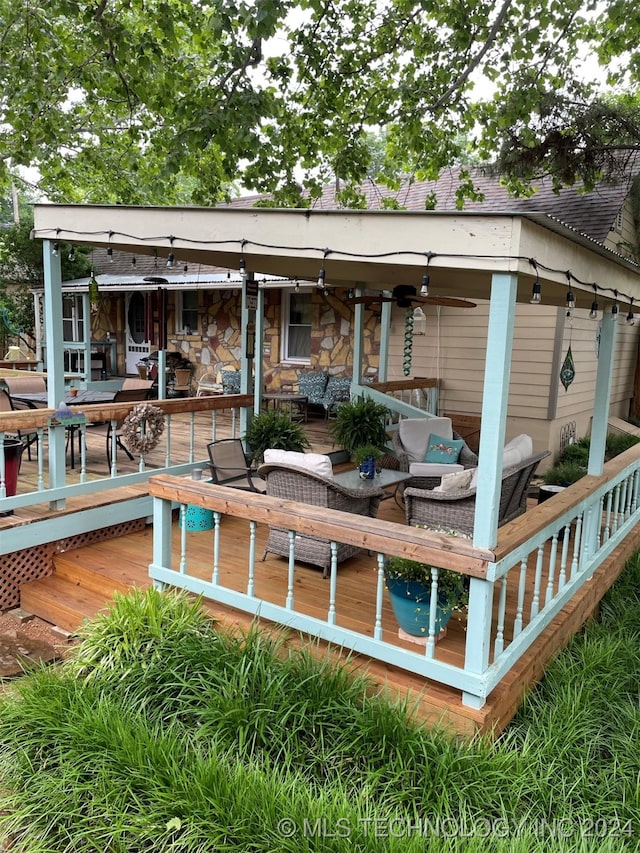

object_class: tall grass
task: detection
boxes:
[1,567,639,852]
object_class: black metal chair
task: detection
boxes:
[206,439,266,492]
[0,389,39,460]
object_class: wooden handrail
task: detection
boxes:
[0,394,252,432]
[149,474,494,578]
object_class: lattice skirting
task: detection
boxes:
[0,518,148,611]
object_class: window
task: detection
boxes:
[177,291,199,334]
[62,294,85,341]
[282,290,311,362]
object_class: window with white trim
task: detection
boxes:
[62,294,85,341]
[176,291,199,334]
[281,290,312,363]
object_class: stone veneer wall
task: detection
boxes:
[96,288,381,389]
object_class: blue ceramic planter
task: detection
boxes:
[385,574,453,637]
[358,456,376,479]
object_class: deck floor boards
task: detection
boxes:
[5,406,638,738]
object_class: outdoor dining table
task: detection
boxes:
[10,390,117,468]
[10,390,116,408]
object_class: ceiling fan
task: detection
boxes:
[346,284,476,309]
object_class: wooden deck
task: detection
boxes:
[6,409,640,739]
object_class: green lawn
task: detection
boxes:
[1,556,639,852]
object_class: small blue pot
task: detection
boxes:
[358,456,376,479]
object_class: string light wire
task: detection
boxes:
[36,228,640,306]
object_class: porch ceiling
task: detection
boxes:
[32,204,640,309]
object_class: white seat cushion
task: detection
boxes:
[399,417,453,464]
[263,448,333,479]
[409,462,464,478]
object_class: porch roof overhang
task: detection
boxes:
[32,203,640,309]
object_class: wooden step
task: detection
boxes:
[20,575,116,634]
[53,550,151,597]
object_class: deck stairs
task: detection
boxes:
[20,544,153,634]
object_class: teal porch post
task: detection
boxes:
[588,309,618,476]
[378,293,392,383]
[583,308,618,561]
[240,271,255,435]
[43,239,68,506]
[253,283,265,417]
[352,285,365,385]
[463,271,518,708]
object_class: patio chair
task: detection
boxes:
[404,449,551,536]
[196,371,223,396]
[87,387,153,467]
[122,378,155,391]
[3,375,47,404]
[207,438,266,492]
[221,370,241,395]
[392,416,478,490]
[0,388,39,460]
[258,459,385,576]
[170,367,193,397]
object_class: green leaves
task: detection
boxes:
[1,0,638,204]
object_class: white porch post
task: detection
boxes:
[463,271,518,708]
[43,239,68,504]
[588,309,618,476]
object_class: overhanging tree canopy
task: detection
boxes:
[1,0,638,206]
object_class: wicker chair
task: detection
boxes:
[392,416,478,490]
[258,462,384,576]
[404,450,550,535]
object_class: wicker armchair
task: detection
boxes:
[392,416,478,489]
[258,462,384,576]
[404,450,550,535]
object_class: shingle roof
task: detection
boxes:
[230,166,638,245]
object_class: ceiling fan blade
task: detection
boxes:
[410,296,477,308]
[348,295,393,305]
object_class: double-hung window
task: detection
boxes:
[281,290,311,363]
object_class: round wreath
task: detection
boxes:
[121,403,166,455]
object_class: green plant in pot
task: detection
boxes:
[328,397,391,461]
[352,444,383,479]
[384,555,469,640]
[243,410,310,465]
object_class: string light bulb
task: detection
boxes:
[107,245,113,262]
[420,274,429,297]
[589,286,598,320]
[530,280,541,304]
[239,257,246,277]
[611,303,619,321]
[166,251,175,269]
[317,266,326,288]
[131,255,137,269]
[566,289,576,309]
[627,298,635,326]
[52,242,59,256]
[68,246,76,261]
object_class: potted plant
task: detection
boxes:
[243,410,310,465]
[384,556,469,641]
[352,444,383,479]
[328,397,392,461]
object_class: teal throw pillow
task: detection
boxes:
[424,433,464,464]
